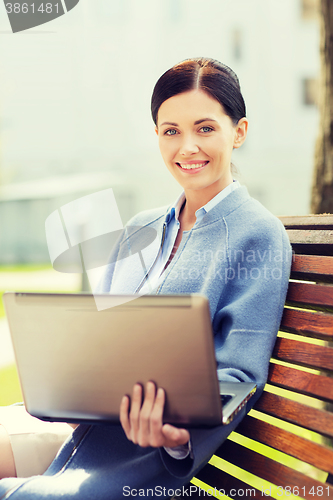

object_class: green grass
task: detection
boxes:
[0,364,22,406]
[0,264,52,273]
[0,291,5,319]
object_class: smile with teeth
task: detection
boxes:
[177,161,209,170]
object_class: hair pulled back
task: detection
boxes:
[151,57,246,126]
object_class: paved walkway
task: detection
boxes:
[0,270,81,369]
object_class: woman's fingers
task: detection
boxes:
[129,384,143,443]
[149,387,165,447]
[119,394,131,439]
[119,382,190,449]
[121,382,157,445]
[137,382,156,446]
[162,424,190,448]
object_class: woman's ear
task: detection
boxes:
[155,126,158,136]
[233,118,248,149]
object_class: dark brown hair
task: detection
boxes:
[151,57,246,126]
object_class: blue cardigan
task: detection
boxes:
[0,186,292,499]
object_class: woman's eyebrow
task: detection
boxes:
[160,121,178,127]
[194,118,218,125]
[160,118,218,127]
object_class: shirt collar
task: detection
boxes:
[165,180,241,224]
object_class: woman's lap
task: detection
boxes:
[0,405,247,499]
[0,423,192,499]
[0,423,16,479]
[0,405,73,478]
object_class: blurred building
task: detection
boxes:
[0,0,320,263]
[0,172,134,263]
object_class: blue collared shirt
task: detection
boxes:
[140,180,240,294]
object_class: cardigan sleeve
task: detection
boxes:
[213,218,292,392]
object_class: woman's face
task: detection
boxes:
[155,89,248,199]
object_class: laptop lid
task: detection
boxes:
[3,292,255,427]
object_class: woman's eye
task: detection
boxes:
[165,129,177,136]
[200,126,213,133]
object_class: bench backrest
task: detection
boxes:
[193,215,333,500]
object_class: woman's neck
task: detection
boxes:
[180,180,233,229]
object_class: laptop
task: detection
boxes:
[3,292,256,427]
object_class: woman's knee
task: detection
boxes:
[0,424,16,479]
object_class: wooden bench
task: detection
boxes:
[187,215,333,499]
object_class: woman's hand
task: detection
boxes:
[120,381,190,449]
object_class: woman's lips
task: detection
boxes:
[176,161,209,173]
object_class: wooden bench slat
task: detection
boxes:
[286,282,333,312]
[280,307,333,341]
[290,254,333,283]
[214,440,333,500]
[272,337,333,372]
[194,463,268,499]
[286,229,333,256]
[287,229,333,246]
[279,215,333,229]
[290,244,333,257]
[254,392,333,438]
[268,363,333,402]
[237,415,333,474]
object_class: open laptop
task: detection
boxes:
[3,292,256,427]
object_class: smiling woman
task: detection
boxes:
[0,58,292,499]
[152,59,248,231]
[156,90,247,207]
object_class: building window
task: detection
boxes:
[302,78,318,106]
[301,0,319,20]
[232,29,242,61]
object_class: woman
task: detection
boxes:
[0,57,291,498]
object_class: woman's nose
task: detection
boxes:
[179,135,200,156]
